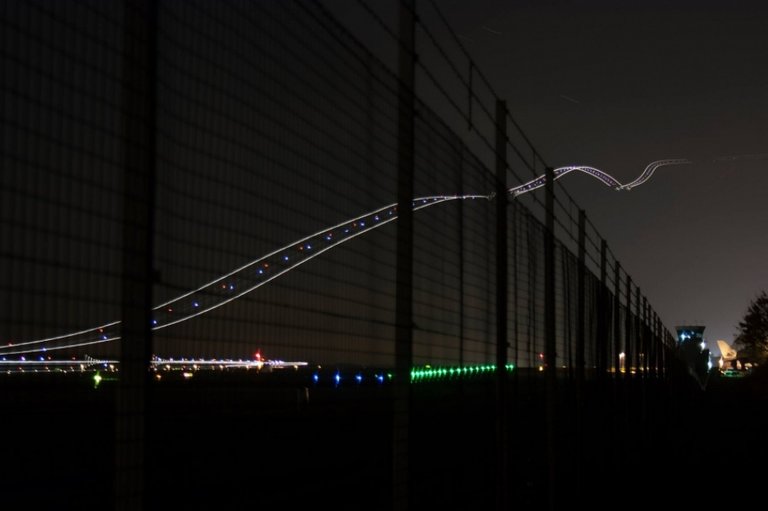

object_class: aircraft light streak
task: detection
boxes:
[1,160,690,356]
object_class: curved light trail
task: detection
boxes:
[618,159,691,190]
[1,159,690,357]
[509,159,691,196]
[1,194,489,356]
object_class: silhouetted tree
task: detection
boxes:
[736,291,768,363]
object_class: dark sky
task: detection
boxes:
[3,1,765,362]
[430,0,768,353]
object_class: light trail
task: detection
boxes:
[0,357,306,370]
[0,359,118,366]
[0,194,489,356]
[149,357,308,369]
[2,159,690,357]
[618,159,692,190]
[508,159,691,196]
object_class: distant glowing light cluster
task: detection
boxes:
[410,363,515,383]
[312,370,392,386]
[309,364,516,387]
[0,355,307,375]
[0,356,118,374]
[149,356,307,371]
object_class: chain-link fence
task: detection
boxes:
[2,1,681,509]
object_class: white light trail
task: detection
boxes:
[0,359,118,366]
[2,159,689,357]
[1,194,489,356]
[618,159,692,190]
[509,159,691,196]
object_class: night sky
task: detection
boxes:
[2,1,765,361]
[432,0,768,353]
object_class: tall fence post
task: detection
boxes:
[117,0,157,509]
[576,211,586,386]
[625,275,632,379]
[458,147,465,368]
[599,240,608,380]
[657,315,663,377]
[494,100,509,511]
[634,286,641,376]
[610,259,622,482]
[575,209,586,501]
[651,311,657,376]
[656,320,672,379]
[544,165,556,510]
[653,312,660,376]
[613,261,621,377]
[649,309,655,377]
[642,297,649,375]
[623,275,632,477]
[394,0,415,508]
[659,314,665,377]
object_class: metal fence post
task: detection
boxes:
[544,166,556,510]
[575,209,586,502]
[576,210,586,389]
[613,261,621,377]
[116,0,157,509]
[494,100,509,511]
[634,286,641,376]
[625,275,632,379]
[642,297,649,375]
[599,240,608,379]
[394,0,415,508]
[653,312,660,376]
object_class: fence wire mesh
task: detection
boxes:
[2,0,681,508]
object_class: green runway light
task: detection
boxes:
[408,363,515,383]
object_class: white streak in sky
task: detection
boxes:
[3,159,691,356]
[509,159,691,196]
[481,25,502,35]
[559,94,581,104]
